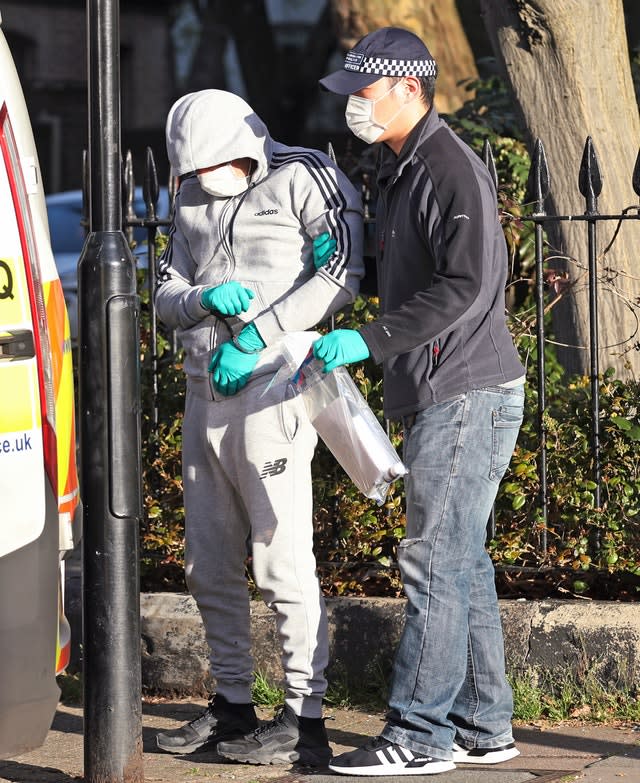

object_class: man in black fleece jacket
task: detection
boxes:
[314,27,526,776]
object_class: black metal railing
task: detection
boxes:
[82,137,640,570]
[521,137,640,556]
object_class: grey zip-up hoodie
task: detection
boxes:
[155,90,364,398]
[358,108,525,420]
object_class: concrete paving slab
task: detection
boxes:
[564,740,640,783]
[1,701,638,783]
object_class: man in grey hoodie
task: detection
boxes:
[153,89,363,766]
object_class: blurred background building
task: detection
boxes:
[1,0,349,193]
[2,0,174,191]
[5,0,639,196]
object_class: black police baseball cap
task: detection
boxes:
[319,27,437,95]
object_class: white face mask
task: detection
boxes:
[345,81,406,144]
[198,164,250,198]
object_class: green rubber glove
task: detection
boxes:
[234,322,266,353]
[201,281,254,316]
[208,341,259,396]
[313,232,337,270]
[312,329,370,373]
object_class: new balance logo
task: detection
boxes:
[259,458,287,478]
[254,208,279,216]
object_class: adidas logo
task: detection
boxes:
[254,208,279,216]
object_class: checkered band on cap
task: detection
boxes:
[344,51,437,78]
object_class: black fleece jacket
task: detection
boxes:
[358,107,525,420]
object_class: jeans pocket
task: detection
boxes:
[489,402,523,482]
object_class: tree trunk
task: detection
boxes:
[479,0,640,379]
[328,0,479,114]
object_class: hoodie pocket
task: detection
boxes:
[419,338,442,386]
[278,386,304,443]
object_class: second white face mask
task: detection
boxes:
[345,82,405,144]
[198,165,250,198]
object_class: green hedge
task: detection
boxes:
[139,281,640,598]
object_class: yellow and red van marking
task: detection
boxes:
[0,102,57,490]
[43,277,79,517]
[0,104,58,484]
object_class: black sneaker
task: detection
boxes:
[328,736,455,776]
[156,694,258,754]
[452,741,520,764]
[216,704,331,766]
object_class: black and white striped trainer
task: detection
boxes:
[328,736,455,776]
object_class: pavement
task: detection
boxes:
[1,699,639,783]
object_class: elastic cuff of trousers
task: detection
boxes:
[285,695,324,718]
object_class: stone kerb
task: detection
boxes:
[130,595,640,697]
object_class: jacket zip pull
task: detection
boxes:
[432,340,441,368]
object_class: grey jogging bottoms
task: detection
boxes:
[181,374,328,717]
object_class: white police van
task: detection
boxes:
[0,12,81,758]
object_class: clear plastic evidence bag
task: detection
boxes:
[266,332,407,505]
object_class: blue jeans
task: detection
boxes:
[381,385,525,760]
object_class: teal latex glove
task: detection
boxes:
[234,322,265,353]
[201,281,254,316]
[312,329,370,373]
[208,341,259,396]
[313,232,337,270]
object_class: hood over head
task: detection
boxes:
[166,89,271,180]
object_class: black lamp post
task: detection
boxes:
[78,0,143,780]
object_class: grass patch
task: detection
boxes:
[324,659,390,711]
[249,660,391,712]
[251,670,285,707]
[510,666,640,723]
[247,662,640,723]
